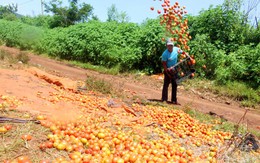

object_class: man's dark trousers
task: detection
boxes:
[162,72,177,102]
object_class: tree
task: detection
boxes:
[242,0,260,26]
[107,4,130,23]
[118,11,130,23]
[0,4,18,20]
[78,2,94,22]
[222,0,260,44]
[44,0,93,27]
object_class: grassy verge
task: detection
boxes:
[184,78,260,109]
[69,60,120,75]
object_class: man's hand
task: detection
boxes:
[162,61,173,78]
[165,68,173,78]
[167,67,172,72]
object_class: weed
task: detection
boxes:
[0,50,6,60]
[16,52,30,64]
[84,76,113,95]
[0,49,30,65]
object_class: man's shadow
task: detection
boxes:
[147,99,180,105]
[147,99,163,102]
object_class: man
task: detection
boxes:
[161,38,182,105]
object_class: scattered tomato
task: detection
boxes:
[17,156,31,163]
[36,115,46,120]
[0,126,8,133]
[4,124,12,130]
[39,160,51,163]
[21,134,32,141]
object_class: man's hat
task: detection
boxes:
[166,38,174,45]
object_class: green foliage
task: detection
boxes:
[0,20,23,47]
[37,21,143,72]
[189,34,225,78]
[213,43,260,89]
[187,1,259,90]
[0,20,43,50]
[231,44,260,88]
[0,4,17,20]
[1,13,17,21]
[107,4,130,23]
[138,19,165,74]
[70,60,119,75]
[19,15,54,28]
[189,4,246,53]
[244,27,260,46]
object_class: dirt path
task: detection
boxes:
[1,46,260,131]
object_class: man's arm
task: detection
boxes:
[162,61,172,78]
[162,61,168,72]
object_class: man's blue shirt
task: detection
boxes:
[161,47,180,68]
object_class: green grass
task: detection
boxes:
[69,60,120,75]
[184,78,260,109]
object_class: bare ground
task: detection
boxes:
[0,45,260,131]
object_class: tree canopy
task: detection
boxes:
[44,0,93,27]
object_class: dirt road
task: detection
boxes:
[1,46,260,131]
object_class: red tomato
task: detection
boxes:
[4,124,12,130]
[21,134,32,141]
[17,156,31,163]
[39,160,51,163]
